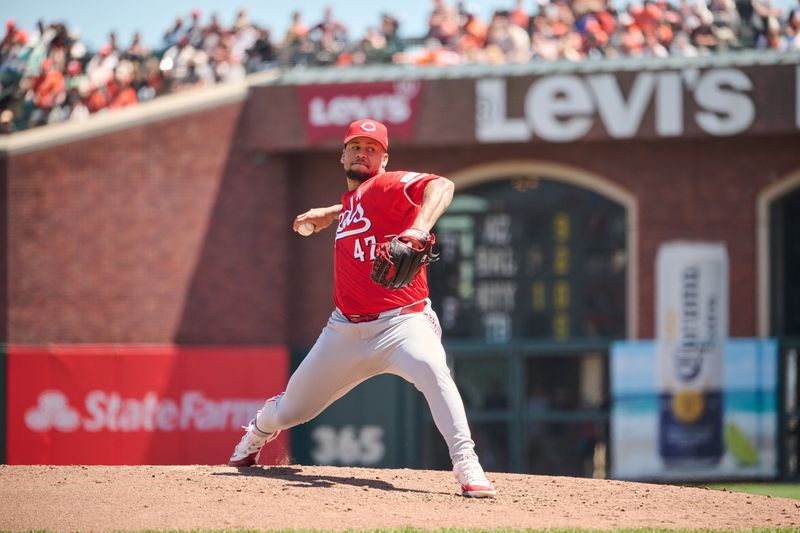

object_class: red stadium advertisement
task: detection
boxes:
[297,81,422,145]
[6,345,289,465]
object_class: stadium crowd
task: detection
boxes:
[1,0,798,133]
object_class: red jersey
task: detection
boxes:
[334,170,441,315]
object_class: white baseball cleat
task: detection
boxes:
[228,411,280,467]
[453,453,497,498]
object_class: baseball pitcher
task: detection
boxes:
[228,118,496,498]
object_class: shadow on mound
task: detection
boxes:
[214,465,449,495]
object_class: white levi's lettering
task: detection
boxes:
[401,172,428,206]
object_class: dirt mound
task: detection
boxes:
[0,464,797,531]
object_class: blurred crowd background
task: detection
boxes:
[1,0,798,133]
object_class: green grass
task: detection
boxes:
[699,482,800,500]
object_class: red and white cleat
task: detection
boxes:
[453,454,497,498]
[228,400,282,467]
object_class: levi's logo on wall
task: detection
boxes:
[298,81,421,145]
[7,345,289,465]
[475,68,767,143]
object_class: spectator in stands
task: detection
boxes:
[0,108,15,133]
[510,0,531,30]
[284,10,309,47]
[86,43,118,89]
[642,27,670,55]
[458,6,489,61]
[347,26,388,65]
[246,27,276,71]
[670,30,700,54]
[757,10,785,47]
[183,10,204,48]
[750,0,784,46]
[485,10,532,62]
[108,62,137,108]
[28,58,64,126]
[531,31,559,60]
[2,2,799,134]
[159,34,196,90]
[787,8,800,48]
[709,0,741,49]
[347,14,405,66]
[106,31,120,53]
[135,57,162,101]
[691,2,721,51]
[125,32,150,61]
[277,11,308,66]
[308,6,348,65]
[1,20,20,57]
[212,41,246,83]
[162,17,185,49]
[84,80,108,114]
[789,0,800,26]
[428,0,461,45]
[379,14,405,61]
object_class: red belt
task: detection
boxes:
[344,300,427,323]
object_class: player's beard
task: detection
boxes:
[345,168,376,182]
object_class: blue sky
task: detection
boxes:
[4,0,454,50]
[8,0,797,52]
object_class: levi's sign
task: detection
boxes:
[298,81,421,145]
[476,67,796,143]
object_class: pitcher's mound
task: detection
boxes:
[1,464,798,531]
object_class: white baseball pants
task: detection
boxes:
[255,299,476,462]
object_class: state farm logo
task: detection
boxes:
[308,81,421,127]
[25,390,81,432]
[24,390,262,433]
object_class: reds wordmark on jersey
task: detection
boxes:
[334,170,440,315]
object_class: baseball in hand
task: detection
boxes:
[297,222,315,236]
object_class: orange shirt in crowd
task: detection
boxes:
[85,88,107,113]
[461,17,488,49]
[108,86,137,109]
[32,68,65,108]
[511,7,530,29]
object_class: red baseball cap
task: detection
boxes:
[343,119,389,151]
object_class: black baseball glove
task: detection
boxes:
[371,228,439,290]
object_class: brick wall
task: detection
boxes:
[5,103,289,344]
[4,79,798,346]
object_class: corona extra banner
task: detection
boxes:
[6,345,289,465]
[610,338,778,480]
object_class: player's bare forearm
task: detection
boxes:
[410,178,454,232]
[293,204,342,233]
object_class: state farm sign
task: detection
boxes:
[298,81,421,145]
[476,66,799,143]
[25,389,259,433]
[7,345,289,465]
